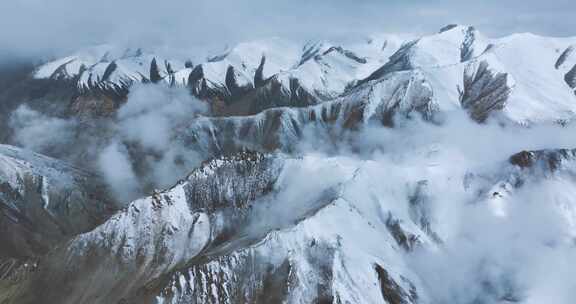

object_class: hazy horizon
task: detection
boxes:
[1,0,575,60]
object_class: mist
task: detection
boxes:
[9,84,207,202]
[6,79,576,301]
[2,1,576,301]
[286,112,576,303]
[1,0,575,60]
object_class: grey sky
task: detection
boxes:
[0,0,575,58]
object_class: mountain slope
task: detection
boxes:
[2,145,576,303]
[0,144,118,285]
[27,25,576,124]
[2,24,576,304]
[360,25,576,124]
[31,36,405,117]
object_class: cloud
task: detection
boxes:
[0,0,574,59]
[9,105,76,153]
[109,84,207,196]
[408,173,576,303]
[6,79,576,301]
[291,111,576,303]
[2,1,576,300]
[97,142,141,203]
[8,84,207,202]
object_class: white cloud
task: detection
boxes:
[1,0,574,59]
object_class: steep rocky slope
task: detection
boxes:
[0,144,118,287]
[23,25,576,125]
[0,151,434,303]
[2,145,576,303]
[1,24,576,304]
[29,36,405,117]
[179,69,437,155]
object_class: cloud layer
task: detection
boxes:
[1,0,574,58]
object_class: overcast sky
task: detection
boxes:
[1,0,575,59]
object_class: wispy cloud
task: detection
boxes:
[1,0,574,59]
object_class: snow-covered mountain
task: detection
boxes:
[28,25,576,123]
[0,144,119,283]
[2,147,576,303]
[30,35,408,116]
[2,24,576,303]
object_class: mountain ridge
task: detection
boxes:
[1,24,576,303]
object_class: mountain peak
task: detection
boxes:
[439,24,475,34]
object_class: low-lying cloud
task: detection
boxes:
[9,84,207,202]
[292,112,576,303]
[7,80,576,302]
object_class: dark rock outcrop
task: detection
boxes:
[564,64,576,89]
[0,145,118,261]
[254,56,266,88]
[322,46,367,64]
[224,65,253,103]
[509,149,576,172]
[439,24,459,33]
[460,26,478,62]
[0,152,283,304]
[375,264,418,304]
[555,46,574,69]
[459,61,511,123]
[150,58,162,84]
[359,40,418,85]
[179,70,437,155]
[101,61,117,83]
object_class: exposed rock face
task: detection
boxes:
[25,37,396,119]
[439,24,459,33]
[225,66,256,104]
[555,46,574,69]
[0,152,282,304]
[187,41,374,117]
[298,41,326,66]
[509,150,536,168]
[13,24,576,127]
[554,45,576,96]
[136,241,337,304]
[460,26,479,62]
[2,25,576,304]
[179,70,437,155]
[375,264,418,304]
[360,25,489,86]
[564,64,576,89]
[0,151,428,304]
[253,56,266,88]
[359,40,419,85]
[101,61,118,83]
[509,149,576,172]
[0,145,118,261]
[69,90,127,118]
[188,65,210,97]
[459,61,511,122]
[45,59,86,81]
[145,251,295,304]
[464,148,576,211]
[322,46,368,64]
[76,49,171,93]
[189,63,254,106]
[149,58,162,84]
[207,74,322,117]
[2,141,576,304]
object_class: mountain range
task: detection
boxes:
[1,24,576,303]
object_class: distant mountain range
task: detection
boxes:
[1,24,576,304]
